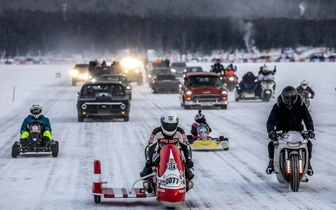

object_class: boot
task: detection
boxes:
[42,136,50,147]
[266,159,274,174]
[20,138,28,146]
[185,167,194,181]
[307,160,314,176]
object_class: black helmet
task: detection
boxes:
[195,110,206,124]
[281,86,298,108]
[30,104,42,119]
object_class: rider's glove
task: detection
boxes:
[308,130,315,139]
[268,131,276,141]
[311,95,314,99]
[185,158,194,168]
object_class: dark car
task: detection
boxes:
[71,64,89,86]
[89,66,116,82]
[99,74,133,100]
[151,74,181,94]
[183,66,203,77]
[76,82,130,122]
[148,68,173,88]
[170,62,187,77]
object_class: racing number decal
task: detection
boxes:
[166,177,179,185]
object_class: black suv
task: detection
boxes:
[76,82,131,122]
[71,64,89,86]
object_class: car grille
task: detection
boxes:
[192,94,220,102]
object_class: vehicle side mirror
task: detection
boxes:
[77,92,80,96]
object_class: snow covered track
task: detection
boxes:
[0,63,336,209]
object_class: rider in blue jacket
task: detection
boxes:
[20,105,52,146]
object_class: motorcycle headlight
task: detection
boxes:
[186,90,192,95]
[221,90,228,95]
[135,69,139,73]
[229,77,234,81]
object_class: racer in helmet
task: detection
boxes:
[296,80,315,99]
[257,65,276,81]
[211,59,225,74]
[224,63,237,76]
[20,105,53,146]
[140,111,194,181]
[266,86,315,176]
[191,110,212,137]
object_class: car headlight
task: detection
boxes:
[149,75,152,78]
[126,85,132,90]
[171,69,176,73]
[120,58,141,69]
[79,73,89,79]
[221,90,228,95]
[120,104,126,109]
[135,69,139,73]
[71,69,79,77]
[81,104,87,109]
[91,78,96,82]
[186,90,192,95]
[124,69,129,73]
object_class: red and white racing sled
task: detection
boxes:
[92,144,193,209]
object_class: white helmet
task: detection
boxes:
[160,111,179,136]
[30,104,42,119]
[301,80,309,89]
[262,66,269,73]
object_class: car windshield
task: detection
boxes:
[81,84,125,97]
[171,63,187,67]
[185,76,221,86]
[187,67,202,72]
[74,64,89,72]
[100,76,127,84]
[152,69,171,75]
[156,74,176,81]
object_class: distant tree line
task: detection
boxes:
[0,10,335,57]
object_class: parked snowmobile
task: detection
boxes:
[12,122,59,158]
[92,144,193,209]
[187,124,229,150]
[271,130,313,192]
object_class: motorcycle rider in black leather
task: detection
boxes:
[266,86,315,176]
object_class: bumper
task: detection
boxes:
[184,99,228,106]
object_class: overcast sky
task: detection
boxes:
[0,0,335,19]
